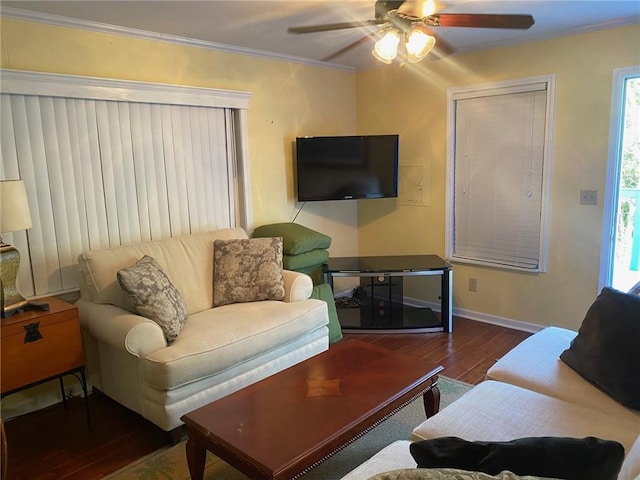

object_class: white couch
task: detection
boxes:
[76,227,329,433]
[341,326,640,480]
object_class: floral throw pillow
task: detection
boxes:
[367,468,549,480]
[213,237,285,307]
[117,255,188,343]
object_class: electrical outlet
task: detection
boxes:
[580,190,598,205]
[468,277,478,292]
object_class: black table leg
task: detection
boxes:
[441,269,453,333]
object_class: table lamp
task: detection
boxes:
[1,180,33,318]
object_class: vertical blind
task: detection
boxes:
[0,70,252,298]
[450,80,552,271]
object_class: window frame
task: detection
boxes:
[445,75,555,272]
[599,65,640,290]
[0,68,253,297]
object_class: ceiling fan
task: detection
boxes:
[288,0,535,64]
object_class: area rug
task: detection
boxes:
[105,376,472,480]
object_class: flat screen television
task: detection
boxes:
[295,134,399,201]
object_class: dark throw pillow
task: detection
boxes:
[409,436,625,480]
[560,286,640,409]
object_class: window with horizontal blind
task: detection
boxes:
[445,76,555,272]
[0,69,252,298]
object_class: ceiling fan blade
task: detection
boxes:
[322,35,375,62]
[429,31,455,58]
[288,20,386,34]
[432,13,535,29]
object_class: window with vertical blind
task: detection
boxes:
[445,76,555,272]
[0,69,252,298]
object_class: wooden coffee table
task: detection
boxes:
[181,339,444,480]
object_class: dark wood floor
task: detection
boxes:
[2,317,531,480]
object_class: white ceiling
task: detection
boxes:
[2,1,639,69]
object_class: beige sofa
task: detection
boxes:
[76,227,329,434]
[340,325,640,480]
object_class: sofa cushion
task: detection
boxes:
[213,237,285,307]
[78,228,248,315]
[117,255,187,343]
[409,436,624,480]
[411,381,639,459]
[283,249,329,271]
[560,287,640,410]
[486,327,640,422]
[143,298,329,390]
[252,222,331,255]
[618,435,640,480]
[339,442,551,480]
[341,441,417,480]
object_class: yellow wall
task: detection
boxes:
[1,12,638,418]
[2,17,639,331]
[0,17,360,417]
[0,17,360,258]
[356,24,640,330]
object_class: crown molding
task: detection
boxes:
[0,68,253,109]
[3,6,637,73]
[1,7,356,73]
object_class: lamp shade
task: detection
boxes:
[372,28,400,64]
[406,26,436,63]
[0,180,33,233]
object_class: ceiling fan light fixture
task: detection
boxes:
[372,28,400,63]
[406,25,436,62]
[420,0,438,17]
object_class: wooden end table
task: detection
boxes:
[0,297,90,429]
[181,339,443,480]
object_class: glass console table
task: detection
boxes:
[325,255,453,333]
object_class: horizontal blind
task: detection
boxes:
[453,89,547,270]
[1,93,236,297]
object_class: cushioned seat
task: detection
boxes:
[77,228,330,432]
[343,423,640,480]
[340,379,640,479]
[143,299,329,390]
[340,440,568,480]
[340,288,640,480]
[341,440,416,479]
[411,381,639,473]
[486,326,640,422]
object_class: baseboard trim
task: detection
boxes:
[335,289,544,333]
[1,381,91,421]
[403,296,544,333]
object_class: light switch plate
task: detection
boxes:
[580,190,598,205]
[399,164,429,206]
